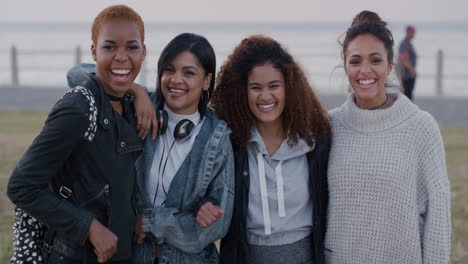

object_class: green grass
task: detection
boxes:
[0,111,49,263]
[0,111,467,263]
[443,127,468,263]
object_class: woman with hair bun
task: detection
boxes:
[324,10,451,263]
[210,35,331,264]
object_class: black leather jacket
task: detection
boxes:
[220,135,330,264]
[7,65,143,262]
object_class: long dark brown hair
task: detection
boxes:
[156,33,216,117]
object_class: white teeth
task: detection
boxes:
[259,103,275,110]
[112,69,130,75]
[359,79,376,85]
[169,88,187,94]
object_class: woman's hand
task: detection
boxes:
[88,218,118,263]
[129,83,158,139]
[196,201,224,228]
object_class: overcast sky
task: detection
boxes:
[2,0,467,23]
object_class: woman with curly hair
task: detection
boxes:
[206,35,331,264]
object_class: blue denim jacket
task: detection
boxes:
[134,92,235,264]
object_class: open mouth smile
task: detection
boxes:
[357,79,376,89]
[111,69,131,82]
[258,103,276,111]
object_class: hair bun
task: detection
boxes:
[351,10,386,26]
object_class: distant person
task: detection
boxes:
[399,25,417,101]
[211,35,331,264]
[7,5,155,264]
[325,11,451,263]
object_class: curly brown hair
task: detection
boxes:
[211,35,330,148]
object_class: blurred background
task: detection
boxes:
[1,0,468,96]
[1,0,468,263]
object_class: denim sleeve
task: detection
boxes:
[142,137,235,253]
[7,92,95,246]
[67,63,97,89]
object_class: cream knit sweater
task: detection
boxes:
[325,92,451,264]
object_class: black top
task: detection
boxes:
[220,135,331,264]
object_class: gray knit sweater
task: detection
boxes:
[325,92,451,264]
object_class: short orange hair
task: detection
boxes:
[91,5,145,43]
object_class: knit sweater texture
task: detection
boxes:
[325,92,451,264]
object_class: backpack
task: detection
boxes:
[9,87,97,264]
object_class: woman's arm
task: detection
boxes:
[67,63,158,140]
[141,138,235,253]
[418,116,451,263]
[127,83,158,140]
[7,92,95,246]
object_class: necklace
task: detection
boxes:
[369,95,389,110]
[105,92,124,102]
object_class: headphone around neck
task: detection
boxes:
[152,109,201,207]
[156,109,196,142]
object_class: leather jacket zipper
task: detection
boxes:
[78,184,110,207]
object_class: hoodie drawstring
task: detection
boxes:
[257,153,286,236]
[275,160,285,217]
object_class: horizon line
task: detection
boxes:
[1,20,468,24]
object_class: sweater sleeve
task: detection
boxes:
[417,115,451,263]
[141,137,235,253]
[7,91,95,245]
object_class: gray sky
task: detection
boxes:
[2,0,468,23]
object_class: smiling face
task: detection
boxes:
[345,33,392,109]
[247,63,286,128]
[92,20,146,97]
[160,51,212,115]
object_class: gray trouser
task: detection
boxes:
[246,233,314,264]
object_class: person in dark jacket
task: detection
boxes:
[7,5,153,264]
[398,25,417,101]
[208,35,331,264]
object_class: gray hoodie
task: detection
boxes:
[246,128,314,246]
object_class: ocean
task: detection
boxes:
[1,22,467,96]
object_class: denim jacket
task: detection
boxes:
[133,92,235,264]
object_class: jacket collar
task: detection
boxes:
[67,63,115,130]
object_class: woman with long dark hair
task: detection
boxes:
[132,33,234,264]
